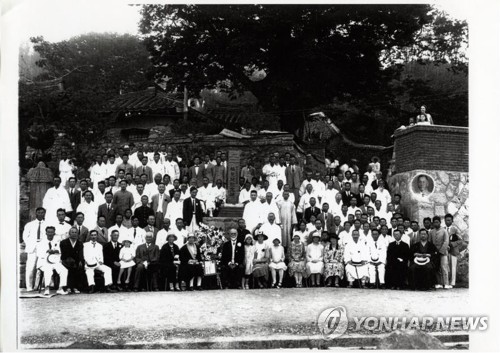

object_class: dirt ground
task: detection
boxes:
[19,287,468,347]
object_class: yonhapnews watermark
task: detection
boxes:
[318,306,488,339]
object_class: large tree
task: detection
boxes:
[139,4,439,132]
[19,33,152,167]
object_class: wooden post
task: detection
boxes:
[226,150,242,204]
[183,85,188,121]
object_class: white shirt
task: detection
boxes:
[150,161,165,179]
[43,186,73,225]
[260,222,282,246]
[238,188,253,204]
[83,241,104,266]
[259,201,281,224]
[126,226,146,249]
[366,237,387,264]
[344,239,369,263]
[106,162,118,178]
[23,219,47,253]
[173,227,188,249]
[90,163,107,184]
[262,163,281,189]
[155,228,172,249]
[53,221,72,242]
[374,188,392,209]
[36,237,62,267]
[109,224,128,240]
[212,186,226,203]
[243,200,263,232]
[347,206,361,217]
[164,160,180,180]
[297,192,319,213]
[76,201,99,229]
[165,199,183,224]
[299,179,315,196]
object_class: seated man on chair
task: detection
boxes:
[36,226,69,296]
[221,228,245,289]
[60,227,85,293]
[83,230,115,293]
[134,232,160,291]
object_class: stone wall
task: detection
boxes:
[27,126,327,178]
[388,170,469,241]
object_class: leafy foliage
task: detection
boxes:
[139,4,468,141]
[19,33,153,166]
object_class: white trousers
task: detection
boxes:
[346,264,369,281]
[85,264,112,286]
[25,253,39,291]
[448,254,458,286]
[187,217,199,233]
[40,263,68,288]
[368,263,386,284]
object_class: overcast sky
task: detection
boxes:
[7,0,469,45]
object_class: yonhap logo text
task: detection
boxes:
[317,306,348,339]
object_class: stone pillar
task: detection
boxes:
[226,150,242,204]
[26,162,54,220]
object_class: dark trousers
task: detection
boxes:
[154,212,165,230]
[63,262,85,290]
[134,263,160,290]
[385,263,408,288]
[110,264,120,285]
[222,264,243,289]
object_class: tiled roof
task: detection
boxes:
[102,88,183,113]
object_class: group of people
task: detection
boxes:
[22,145,464,295]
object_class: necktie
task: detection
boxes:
[60,222,64,225]
[134,228,137,238]
[192,199,196,213]
[292,166,294,173]
[70,189,74,197]
[78,226,81,235]
[48,241,52,250]
[374,241,377,248]
[37,221,41,240]
[93,242,96,248]
[108,204,110,211]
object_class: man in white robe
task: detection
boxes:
[76,191,99,230]
[258,213,282,246]
[43,176,72,226]
[344,229,369,288]
[276,191,297,249]
[261,155,281,190]
[165,190,183,224]
[242,191,263,233]
[259,192,281,224]
[366,229,387,288]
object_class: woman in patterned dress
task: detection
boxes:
[252,231,270,288]
[287,233,306,287]
[323,235,344,287]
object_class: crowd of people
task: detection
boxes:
[22,142,465,296]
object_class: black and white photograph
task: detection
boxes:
[1,0,499,351]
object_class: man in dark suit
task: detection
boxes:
[236,219,251,244]
[151,183,171,229]
[134,195,155,228]
[385,230,411,290]
[66,177,80,222]
[135,156,154,183]
[134,233,160,291]
[74,212,89,243]
[143,215,159,244]
[182,187,204,232]
[60,227,85,293]
[188,156,205,187]
[103,230,122,289]
[98,192,116,228]
[89,216,109,244]
[220,229,245,289]
[356,184,368,207]
[317,203,335,235]
[303,197,321,223]
[340,182,355,206]
[332,216,344,235]
[285,156,302,203]
[169,179,181,198]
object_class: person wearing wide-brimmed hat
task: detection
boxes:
[179,232,204,291]
[159,233,181,291]
[252,230,270,288]
[323,234,344,287]
[306,232,324,287]
[269,238,287,288]
[117,235,134,291]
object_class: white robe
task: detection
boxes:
[76,201,99,229]
[43,186,73,225]
[243,200,263,232]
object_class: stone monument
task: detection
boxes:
[26,162,54,220]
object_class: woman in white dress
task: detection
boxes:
[269,238,287,288]
[242,234,255,290]
[306,232,324,287]
[416,105,434,125]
